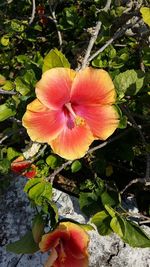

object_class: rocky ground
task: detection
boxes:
[0,175,150,267]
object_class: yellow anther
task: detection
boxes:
[75,116,85,126]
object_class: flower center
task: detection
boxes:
[65,102,85,127]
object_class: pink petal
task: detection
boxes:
[71,67,116,106]
[74,104,119,140]
[22,99,65,143]
[36,68,76,109]
[50,123,94,160]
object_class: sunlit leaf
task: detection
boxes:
[140,7,150,26]
[91,210,112,235]
[42,48,70,73]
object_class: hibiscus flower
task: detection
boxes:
[22,67,119,160]
[39,221,89,267]
[11,155,36,179]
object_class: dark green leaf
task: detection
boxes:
[79,191,103,217]
[32,214,45,243]
[6,231,39,254]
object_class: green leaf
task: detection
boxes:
[71,160,82,173]
[101,189,120,207]
[6,231,39,254]
[46,155,58,169]
[7,147,20,161]
[0,103,16,122]
[0,158,10,174]
[11,19,25,32]
[24,178,42,193]
[15,77,30,95]
[42,48,70,73]
[110,216,150,247]
[24,178,52,204]
[80,223,95,231]
[118,115,127,129]
[91,210,112,235]
[105,205,116,218]
[142,47,150,67]
[32,214,45,243]
[79,191,102,217]
[140,7,150,26]
[46,200,59,227]
[1,35,10,46]
[2,81,14,91]
[114,70,145,99]
[23,69,36,87]
[110,216,124,237]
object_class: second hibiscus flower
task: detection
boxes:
[23,67,119,160]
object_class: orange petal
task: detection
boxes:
[50,123,94,160]
[22,99,65,143]
[71,67,116,105]
[74,104,119,140]
[39,226,69,252]
[36,68,76,109]
[62,222,89,259]
[52,250,88,267]
[44,248,58,267]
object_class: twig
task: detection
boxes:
[47,128,131,183]
[30,144,47,163]
[29,0,36,25]
[139,220,150,224]
[88,18,141,62]
[81,0,111,69]
[47,160,73,183]
[120,178,148,195]
[49,1,63,48]
[0,89,16,95]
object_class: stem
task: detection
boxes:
[89,18,141,62]
[49,1,63,48]
[81,0,111,69]
[29,0,36,25]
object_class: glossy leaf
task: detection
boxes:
[42,48,70,73]
[71,160,82,173]
[140,7,150,26]
[110,215,150,247]
[91,210,112,235]
[0,103,16,122]
[46,155,58,169]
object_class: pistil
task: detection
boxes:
[65,102,85,127]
